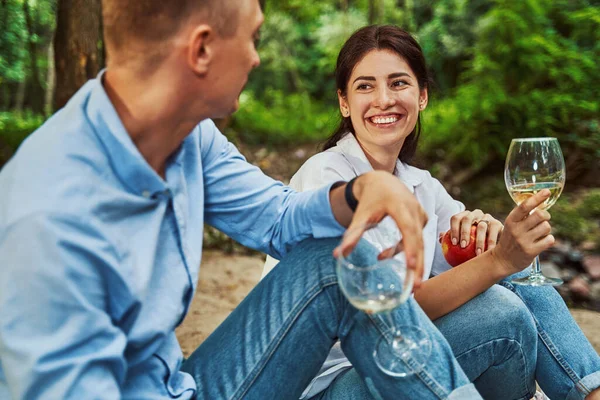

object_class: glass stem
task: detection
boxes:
[532,255,542,275]
[383,312,401,338]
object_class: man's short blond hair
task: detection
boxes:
[102,0,239,66]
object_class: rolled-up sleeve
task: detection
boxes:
[0,214,127,399]
[200,120,344,259]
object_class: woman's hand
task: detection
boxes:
[490,189,555,275]
[447,209,503,256]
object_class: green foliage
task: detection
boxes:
[0,111,44,168]
[0,111,44,150]
[552,190,600,247]
[420,0,600,173]
[0,0,28,83]
[232,90,337,145]
[0,0,56,96]
[0,111,44,145]
[1,0,598,188]
[579,189,600,220]
[240,3,369,144]
[418,0,492,93]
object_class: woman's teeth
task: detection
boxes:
[370,116,398,124]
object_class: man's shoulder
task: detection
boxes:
[0,89,115,226]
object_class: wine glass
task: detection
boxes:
[336,222,431,377]
[504,137,566,286]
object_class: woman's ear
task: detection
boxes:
[419,87,429,111]
[338,89,350,117]
[188,24,214,76]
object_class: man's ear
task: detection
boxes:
[338,89,350,117]
[188,24,214,76]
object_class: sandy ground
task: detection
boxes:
[176,250,600,358]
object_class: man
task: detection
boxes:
[0,1,486,399]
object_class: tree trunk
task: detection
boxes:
[45,37,55,116]
[0,0,8,37]
[53,0,102,110]
[403,0,415,31]
[0,0,6,110]
[368,0,384,24]
[14,79,26,113]
[98,1,106,69]
[23,0,45,114]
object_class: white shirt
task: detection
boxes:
[262,133,465,399]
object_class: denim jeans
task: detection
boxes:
[180,238,481,400]
[310,268,600,400]
[498,269,600,400]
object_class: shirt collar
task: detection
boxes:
[335,133,423,192]
[84,70,167,198]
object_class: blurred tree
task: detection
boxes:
[0,0,55,113]
[0,0,27,110]
[53,0,101,110]
[421,0,599,186]
[23,0,44,113]
[368,0,384,24]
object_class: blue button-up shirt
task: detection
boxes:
[0,76,344,399]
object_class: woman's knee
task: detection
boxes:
[436,285,538,352]
[478,285,537,339]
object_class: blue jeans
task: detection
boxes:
[498,269,600,400]
[311,268,600,400]
[180,238,481,400]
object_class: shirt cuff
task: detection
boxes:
[309,182,346,238]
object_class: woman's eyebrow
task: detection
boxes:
[353,72,411,85]
[388,72,410,79]
[353,76,375,84]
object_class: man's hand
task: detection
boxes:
[330,171,428,287]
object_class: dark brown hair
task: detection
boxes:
[323,25,430,163]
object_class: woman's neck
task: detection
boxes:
[357,139,402,174]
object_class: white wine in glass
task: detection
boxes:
[337,223,430,377]
[504,138,566,286]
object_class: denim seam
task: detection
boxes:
[455,337,532,399]
[499,281,583,386]
[232,275,338,400]
[365,313,449,400]
[573,378,592,398]
[569,370,600,398]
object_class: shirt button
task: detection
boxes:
[142,190,151,198]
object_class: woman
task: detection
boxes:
[263,25,600,400]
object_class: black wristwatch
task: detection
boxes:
[344,176,359,212]
[331,178,359,212]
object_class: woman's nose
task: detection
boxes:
[374,87,396,108]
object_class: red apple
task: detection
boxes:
[440,225,485,267]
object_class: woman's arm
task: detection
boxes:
[414,250,508,320]
[414,189,555,320]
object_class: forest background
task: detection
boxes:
[1,0,599,310]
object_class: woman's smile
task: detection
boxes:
[366,113,405,128]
